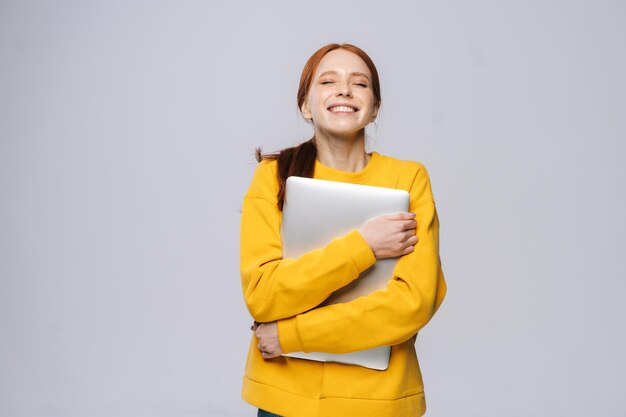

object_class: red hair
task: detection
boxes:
[256,43,382,210]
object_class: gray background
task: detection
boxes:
[1,1,625,416]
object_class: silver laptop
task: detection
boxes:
[280,176,410,370]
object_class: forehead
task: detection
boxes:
[314,49,372,78]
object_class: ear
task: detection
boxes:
[300,100,312,120]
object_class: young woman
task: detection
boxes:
[240,43,447,417]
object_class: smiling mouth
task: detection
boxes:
[327,105,359,113]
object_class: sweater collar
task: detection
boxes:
[313,151,382,183]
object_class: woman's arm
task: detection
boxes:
[240,161,377,323]
[275,163,447,354]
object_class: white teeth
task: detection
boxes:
[329,106,356,113]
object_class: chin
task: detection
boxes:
[326,122,366,131]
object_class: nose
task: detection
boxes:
[336,81,352,97]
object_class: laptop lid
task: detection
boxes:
[280,176,410,370]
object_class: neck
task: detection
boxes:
[314,129,370,172]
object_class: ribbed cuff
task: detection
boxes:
[338,229,377,273]
[277,316,304,353]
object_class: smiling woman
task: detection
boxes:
[240,43,447,417]
[300,52,379,143]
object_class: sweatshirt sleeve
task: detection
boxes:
[240,161,377,323]
[277,162,447,354]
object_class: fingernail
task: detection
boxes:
[409,212,415,217]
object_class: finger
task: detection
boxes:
[394,221,416,234]
[388,212,415,220]
[404,229,417,240]
[401,245,415,255]
[401,220,417,231]
[261,351,279,359]
[402,233,418,246]
[383,212,412,221]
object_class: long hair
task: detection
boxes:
[256,43,382,210]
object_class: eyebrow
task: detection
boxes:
[317,70,371,80]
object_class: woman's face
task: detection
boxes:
[301,49,378,137]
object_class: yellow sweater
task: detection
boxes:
[240,151,447,417]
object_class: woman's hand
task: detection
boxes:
[252,321,283,359]
[358,212,418,259]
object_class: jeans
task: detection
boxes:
[257,409,282,417]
